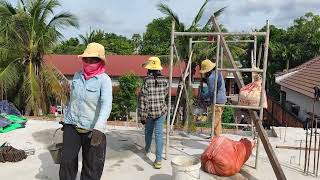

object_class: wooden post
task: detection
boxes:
[211,16,287,180]
[251,50,255,82]
[211,18,244,88]
[254,36,257,67]
[170,46,194,132]
[189,38,192,86]
[257,44,263,68]
[211,35,220,138]
[186,38,193,132]
[166,20,175,160]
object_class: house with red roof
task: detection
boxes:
[275,56,320,121]
[44,55,202,97]
[44,54,238,98]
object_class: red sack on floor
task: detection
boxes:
[201,136,255,176]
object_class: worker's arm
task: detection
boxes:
[94,75,113,133]
[202,74,215,102]
[138,79,149,120]
[202,73,222,103]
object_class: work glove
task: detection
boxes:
[89,129,105,146]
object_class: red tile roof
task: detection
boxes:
[44,54,201,78]
[275,56,320,77]
[278,56,320,98]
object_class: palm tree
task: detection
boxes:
[157,0,228,129]
[131,33,142,54]
[0,0,78,115]
[79,29,105,45]
[157,0,226,62]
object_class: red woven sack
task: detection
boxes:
[201,136,254,176]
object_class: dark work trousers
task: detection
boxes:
[59,125,106,180]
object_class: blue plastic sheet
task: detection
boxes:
[0,117,11,128]
[0,100,21,116]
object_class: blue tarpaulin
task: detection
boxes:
[0,118,11,128]
[0,100,21,116]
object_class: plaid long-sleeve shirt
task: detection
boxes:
[139,75,168,119]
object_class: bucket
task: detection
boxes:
[48,128,63,164]
[171,155,201,180]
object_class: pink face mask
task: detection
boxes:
[82,61,105,80]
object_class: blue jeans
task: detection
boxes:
[145,115,165,162]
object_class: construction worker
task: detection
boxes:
[200,59,226,136]
[139,56,168,169]
[60,43,112,180]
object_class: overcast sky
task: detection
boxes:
[9,0,320,39]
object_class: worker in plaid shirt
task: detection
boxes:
[139,56,168,169]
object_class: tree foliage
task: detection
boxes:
[156,0,229,129]
[0,0,78,115]
[157,0,227,62]
[140,17,172,56]
[52,37,85,54]
[131,33,142,54]
[102,33,134,55]
[53,29,135,55]
[111,73,141,119]
[240,12,320,99]
[222,107,235,129]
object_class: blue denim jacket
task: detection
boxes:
[202,72,227,104]
[64,71,112,132]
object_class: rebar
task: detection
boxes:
[297,140,303,166]
[307,107,315,175]
[314,100,318,174]
[284,123,288,143]
[304,122,309,173]
[316,125,320,177]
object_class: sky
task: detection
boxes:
[8,0,320,40]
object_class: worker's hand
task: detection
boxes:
[59,121,65,131]
[89,129,105,146]
[137,114,146,125]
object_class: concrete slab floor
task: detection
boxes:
[0,120,319,180]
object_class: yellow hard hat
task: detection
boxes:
[79,42,106,63]
[200,59,216,74]
[142,56,163,70]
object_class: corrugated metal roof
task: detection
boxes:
[278,56,320,98]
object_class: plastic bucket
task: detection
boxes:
[48,142,63,164]
[171,155,201,180]
[48,128,63,164]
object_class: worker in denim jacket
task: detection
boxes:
[200,59,227,136]
[60,43,112,180]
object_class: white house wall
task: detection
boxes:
[282,86,320,119]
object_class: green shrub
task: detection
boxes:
[222,107,235,129]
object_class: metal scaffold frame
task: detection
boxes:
[165,16,287,180]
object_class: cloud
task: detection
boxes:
[8,0,320,39]
[219,0,320,31]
